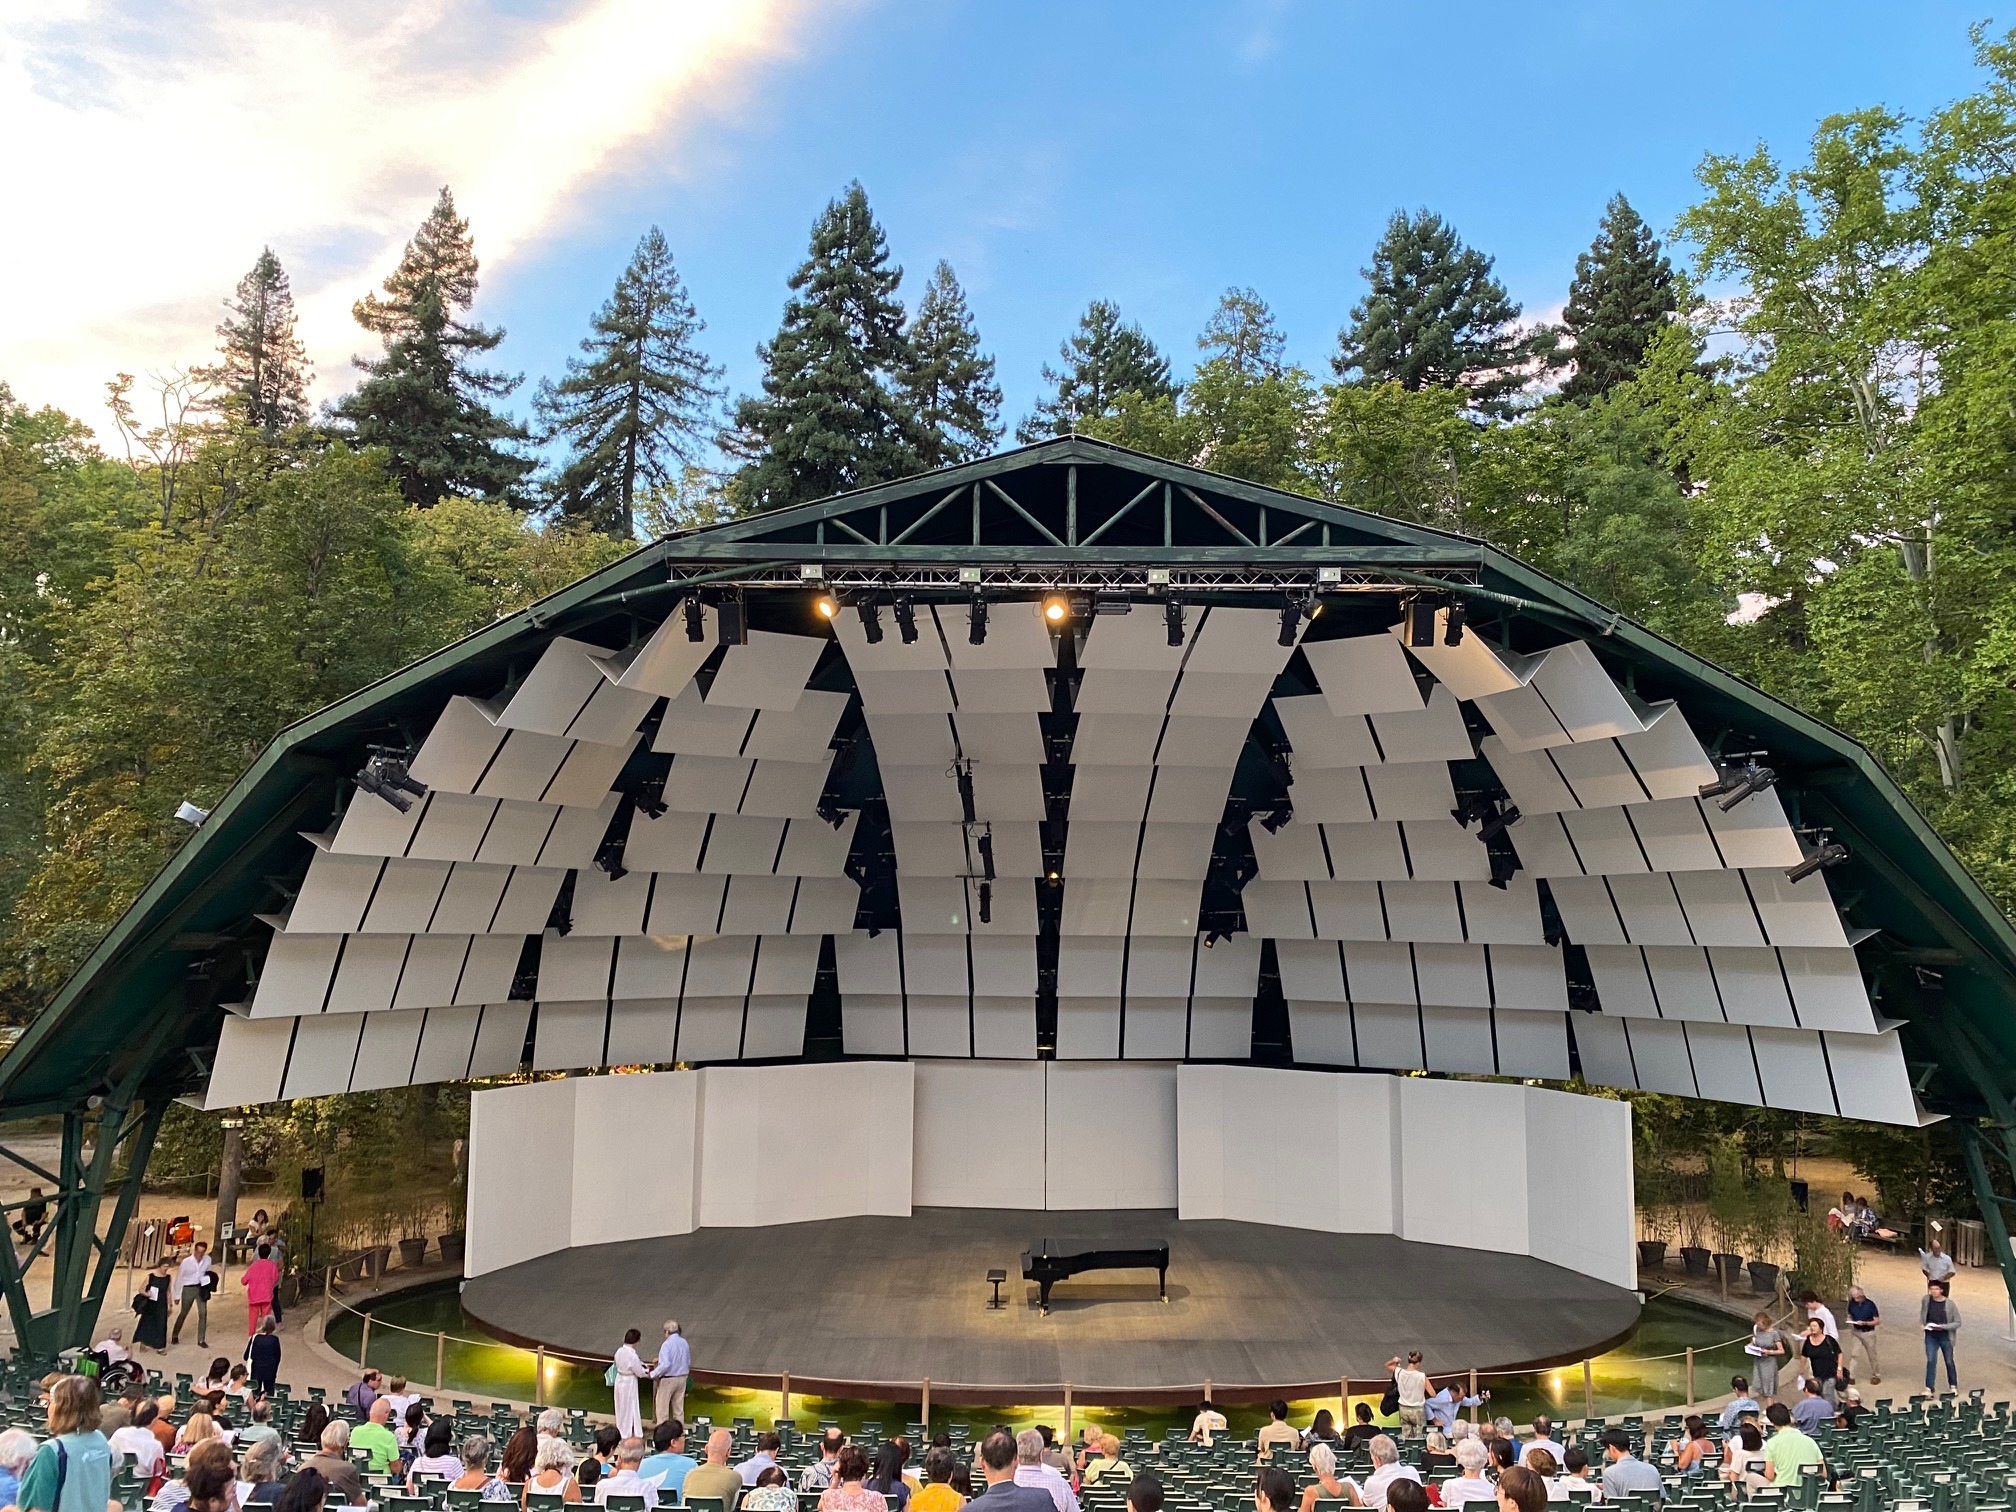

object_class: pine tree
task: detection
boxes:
[1557,194,1679,401]
[214,248,311,440]
[333,187,531,506]
[724,182,927,511]
[1016,300,1176,442]
[1334,209,1528,406]
[902,261,1002,466]
[534,227,724,537]
[1200,287,1287,377]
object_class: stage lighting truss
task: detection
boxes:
[683,564,1485,597]
[355,746,428,814]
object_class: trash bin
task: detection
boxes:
[1790,1179,1810,1213]
[1955,1217,1987,1267]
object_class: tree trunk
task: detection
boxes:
[214,1122,243,1253]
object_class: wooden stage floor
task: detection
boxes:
[461,1208,1641,1399]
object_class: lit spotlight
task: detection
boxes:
[1042,593,1070,624]
[814,591,838,620]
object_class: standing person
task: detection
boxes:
[1796,1318,1843,1406]
[650,1320,690,1428]
[1843,1285,1881,1385]
[1385,1354,1429,1438]
[1921,1235,1957,1286]
[1799,1292,1838,1342]
[246,1314,281,1396]
[1747,1312,1785,1401]
[132,1261,172,1353]
[173,1241,215,1347]
[240,1243,279,1336]
[610,1329,650,1440]
[16,1375,115,1512]
[1923,1279,1961,1392]
[12,1188,48,1246]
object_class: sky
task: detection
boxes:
[0,0,2005,445]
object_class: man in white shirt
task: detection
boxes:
[1014,1429,1079,1512]
[172,1241,214,1348]
[1800,1292,1838,1341]
[91,1327,129,1365]
[593,1438,661,1510]
[1349,1436,1422,1511]
[108,1404,166,1480]
[1519,1417,1564,1468]
[1188,1402,1227,1447]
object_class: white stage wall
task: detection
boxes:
[469,1062,1635,1289]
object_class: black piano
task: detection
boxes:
[1020,1241,1170,1313]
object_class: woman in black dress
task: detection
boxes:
[133,1261,172,1351]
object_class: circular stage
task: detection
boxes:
[461,1208,1642,1403]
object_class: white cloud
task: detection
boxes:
[0,0,830,431]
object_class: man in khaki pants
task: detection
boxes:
[1844,1285,1881,1384]
[651,1319,691,1426]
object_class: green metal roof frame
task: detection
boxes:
[4,434,2011,1121]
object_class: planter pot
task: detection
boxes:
[398,1237,429,1268]
[364,1244,393,1279]
[1748,1260,1781,1296]
[1715,1252,1745,1284]
[1680,1245,1712,1278]
[1637,1240,1668,1269]
[438,1232,466,1268]
[337,1256,367,1283]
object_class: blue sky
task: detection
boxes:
[1,1,2002,437]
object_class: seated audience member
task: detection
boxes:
[747,1468,799,1512]
[1792,1377,1833,1433]
[350,1398,400,1475]
[501,1426,540,1487]
[109,1402,167,1485]
[239,1436,288,1506]
[1519,1419,1564,1469]
[276,1467,329,1512]
[912,1449,968,1512]
[1012,1430,1076,1512]
[1383,1484,1429,1512]
[1126,1477,1163,1512]
[382,1376,418,1420]
[1719,1379,1760,1433]
[1720,1424,1767,1492]
[452,1435,517,1503]
[1556,1448,1603,1501]
[637,1420,695,1500]
[1495,1467,1548,1512]
[1347,1435,1422,1510]
[1836,1387,1868,1431]
[1256,1467,1296,1512]
[1302,1411,1341,1451]
[408,1420,465,1487]
[1341,1405,1382,1454]
[739,1432,786,1488]
[1083,1437,1132,1490]
[526,1437,584,1504]
[821,1445,889,1512]
[1672,1417,1714,1478]
[154,1440,235,1512]
[1190,1402,1228,1448]
[302,1420,367,1507]
[594,1437,664,1510]
[968,1432,1053,1512]
[1421,1432,1454,1475]
[1439,1439,1496,1508]
[172,1413,219,1456]
[682,1430,745,1508]
[1258,1403,1300,1460]
[1596,1431,1661,1502]
[1760,1404,1823,1487]
[579,1427,622,1493]
[867,1441,914,1512]
[294,1404,329,1451]
[1523,1451,1559,1485]
[1299,1444,1351,1512]
[802,1430,847,1492]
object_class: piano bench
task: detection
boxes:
[986,1268,1008,1309]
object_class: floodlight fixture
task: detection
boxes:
[856,595,884,645]
[968,592,989,645]
[978,880,993,926]
[1165,596,1185,647]
[892,593,919,644]
[1699,760,1776,812]
[977,824,997,882]
[1259,801,1294,834]
[174,801,210,827]
[1042,593,1070,624]
[1786,841,1850,884]
[814,591,839,620]
[1477,803,1521,842]
[683,595,706,642]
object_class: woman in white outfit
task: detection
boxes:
[611,1329,650,1439]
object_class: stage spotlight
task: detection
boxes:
[1786,841,1849,884]
[893,593,918,644]
[1278,592,1310,647]
[978,825,997,882]
[816,798,846,831]
[856,595,884,645]
[1443,598,1467,645]
[814,591,839,620]
[357,749,427,813]
[969,593,989,645]
[717,592,747,646]
[1487,849,1521,890]
[1406,595,1437,647]
[954,762,977,825]
[1165,596,1185,647]
[1042,593,1070,624]
[1699,760,1776,812]
[594,846,628,883]
[1477,803,1521,843]
[1204,927,1232,947]
[683,595,706,642]
[1259,801,1294,834]
[978,880,993,926]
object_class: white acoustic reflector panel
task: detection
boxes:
[410,697,509,795]
[586,606,715,697]
[952,667,1050,712]
[1274,697,1383,768]
[706,631,823,711]
[489,637,657,742]
[743,689,849,762]
[1369,687,1472,764]
[852,669,955,714]
[1249,817,1335,880]
[1391,610,1529,699]
[1155,716,1252,767]
[1302,633,1425,717]
[1080,608,1188,671]
[655,683,757,757]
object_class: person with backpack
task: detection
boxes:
[16,1374,114,1512]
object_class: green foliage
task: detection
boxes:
[1555,195,1679,401]
[725,182,928,511]
[1017,299,1176,442]
[1333,208,1530,409]
[209,248,312,440]
[1832,1120,1978,1223]
[902,261,1002,467]
[535,227,725,538]
[1789,1206,1857,1301]
[333,187,533,506]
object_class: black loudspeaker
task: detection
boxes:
[300,1166,325,1201]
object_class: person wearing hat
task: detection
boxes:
[650,1319,690,1427]
[1835,1388,1868,1431]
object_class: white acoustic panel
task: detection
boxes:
[410,696,509,793]
[1044,1062,1178,1209]
[1249,816,1332,880]
[1194,932,1262,995]
[1458,878,1548,944]
[1184,605,1303,675]
[546,723,643,792]
[720,873,795,933]
[882,765,962,822]
[909,994,973,1057]
[1587,944,1658,1016]
[540,934,616,1002]
[571,869,652,935]
[1506,812,1584,878]
[202,1016,297,1107]
[912,1060,1046,1208]
[394,934,472,1012]
[1401,819,1493,881]
[1353,1003,1426,1069]
[349,1010,426,1093]
[662,754,754,814]
[1626,1018,1698,1096]
[1528,640,1645,742]
[1323,821,1408,880]
[1273,696,1383,768]
[332,789,427,857]
[1170,671,1277,719]
[1136,823,1215,879]
[1076,666,1176,716]
[281,1014,364,1099]
[1188,997,1253,1058]
[701,815,786,873]
[1055,998,1121,1059]
[472,728,572,803]
[1285,1000,1357,1065]
[1550,740,1651,809]
[623,809,709,873]
[1392,611,1529,698]
[706,630,823,711]
[1827,1028,1924,1124]
[1749,1026,1838,1115]
[1746,867,1849,947]
[360,858,452,933]
[489,636,656,741]
[413,1005,484,1085]
[613,935,691,1000]
[790,875,860,933]
[469,1001,534,1077]
[1129,880,1206,935]
[1672,868,1765,946]
[953,711,1047,764]
[251,933,343,1017]
[1702,786,1803,867]
[1708,947,1796,1027]
[1241,880,1313,938]
[1608,872,1693,946]
[1629,799,1725,872]
[1421,1005,1496,1073]
[1561,808,1649,875]
[1687,1021,1763,1105]
[1071,764,1152,822]
[842,993,904,1055]
[1276,938,1346,1001]
[490,866,568,934]
[1302,633,1424,716]
[1310,880,1388,940]
[1482,738,1580,815]
[742,995,809,1058]
[743,688,849,761]
[1342,939,1415,1004]
[952,667,1050,712]
[684,934,759,996]
[1146,764,1237,823]
[1070,713,1161,765]
[1618,703,1719,798]
[1369,686,1472,763]
[1079,608,1188,671]
[1490,944,1571,1012]
[586,606,716,697]
[853,668,955,714]
[972,997,1038,1058]
[1287,766,1374,824]
[948,600,1054,671]
[1644,945,1724,1022]
[1495,1009,1572,1079]
[1414,943,1491,1008]
[1156,716,1252,767]
[325,934,410,1015]
[674,996,747,1062]
[777,811,859,876]
[1571,1010,1638,1090]
[1780,947,1878,1031]
[1365,762,1456,821]
[654,682,757,757]
[289,851,384,934]
[971,764,1047,821]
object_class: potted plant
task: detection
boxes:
[1745,1179,1791,1296]
[397,1197,432,1269]
[1707,1137,1748,1287]
[1634,1138,1676,1270]
[1788,1206,1855,1308]
[438,1145,468,1269]
[1678,1185,1713,1279]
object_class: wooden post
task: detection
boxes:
[781,1372,791,1425]
[1469,1369,1479,1423]
[321,1265,334,1341]
[436,1330,446,1390]
[1686,1347,1695,1410]
[921,1380,931,1434]
[1340,1379,1349,1423]
[1581,1360,1594,1419]
[535,1346,546,1407]
[1064,1384,1073,1447]
[359,1314,371,1368]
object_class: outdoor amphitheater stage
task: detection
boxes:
[459,1208,1642,1403]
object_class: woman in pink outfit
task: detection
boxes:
[240,1241,279,1335]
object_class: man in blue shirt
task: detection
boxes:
[1844,1286,1881,1385]
[639,1419,698,1502]
[1791,1379,1833,1433]
[1719,1376,1761,1432]
[1598,1430,1663,1502]
[651,1320,692,1429]
[1424,1382,1486,1435]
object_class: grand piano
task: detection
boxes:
[1020,1241,1170,1313]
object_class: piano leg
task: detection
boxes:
[1039,1279,1053,1314]
[1158,1264,1168,1302]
